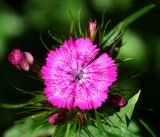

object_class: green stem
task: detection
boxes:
[65,122,71,137]
[139,119,157,137]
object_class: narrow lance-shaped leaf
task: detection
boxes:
[77,7,83,37]
[48,30,63,44]
[0,94,46,109]
[53,124,67,137]
[94,110,105,133]
[65,122,71,137]
[0,102,34,109]
[40,33,50,51]
[101,4,155,49]
[4,111,54,137]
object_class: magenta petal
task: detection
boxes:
[45,82,76,109]
[75,38,99,67]
[73,53,117,110]
[84,53,117,89]
[73,82,108,110]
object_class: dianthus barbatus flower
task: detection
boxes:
[41,37,117,110]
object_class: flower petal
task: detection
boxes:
[41,48,75,109]
[74,53,117,110]
[75,38,99,68]
[44,81,76,109]
[74,82,107,110]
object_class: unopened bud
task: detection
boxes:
[89,21,97,39]
[118,97,126,107]
[78,113,85,124]
[8,49,34,71]
[107,94,127,108]
[24,52,34,65]
[49,112,66,125]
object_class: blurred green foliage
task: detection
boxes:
[0,12,24,58]
[92,0,133,12]
[25,0,89,33]
[118,29,148,71]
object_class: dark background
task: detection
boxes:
[0,0,160,136]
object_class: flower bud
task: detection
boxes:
[118,97,126,107]
[107,94,127,108]
[24,52,34,65]
[89,21,97,39]
[8,49,34,71]
[8,49,24,66]
[77,113,85,124]
[49,112,66,125]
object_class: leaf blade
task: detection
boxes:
[101,4,155,48]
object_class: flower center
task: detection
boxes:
[75,71,83,80]
[69,68,84,81]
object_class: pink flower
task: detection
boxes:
[49,112,65,125]
[8,49,34,71]
[89,21,97,39]
[41,37,117,110]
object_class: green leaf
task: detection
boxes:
[0,95,45,109]
[4,124,55,137]
[120,91,140,121]
[80,91,141,137]
[53,124,67,137]
[31,94,46,102]
[40,33,50,51]
[13,86,41,96]
[69,10,78,38]
[0,102,34,109]
[103,91,141,137]
[94,110,105,133]
[48,30,63,44]
[101,4,155,48]
[4,111,54,137]
[77,7,83,37]
[52,120,77,137]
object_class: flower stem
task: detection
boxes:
[65,122,71,137]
